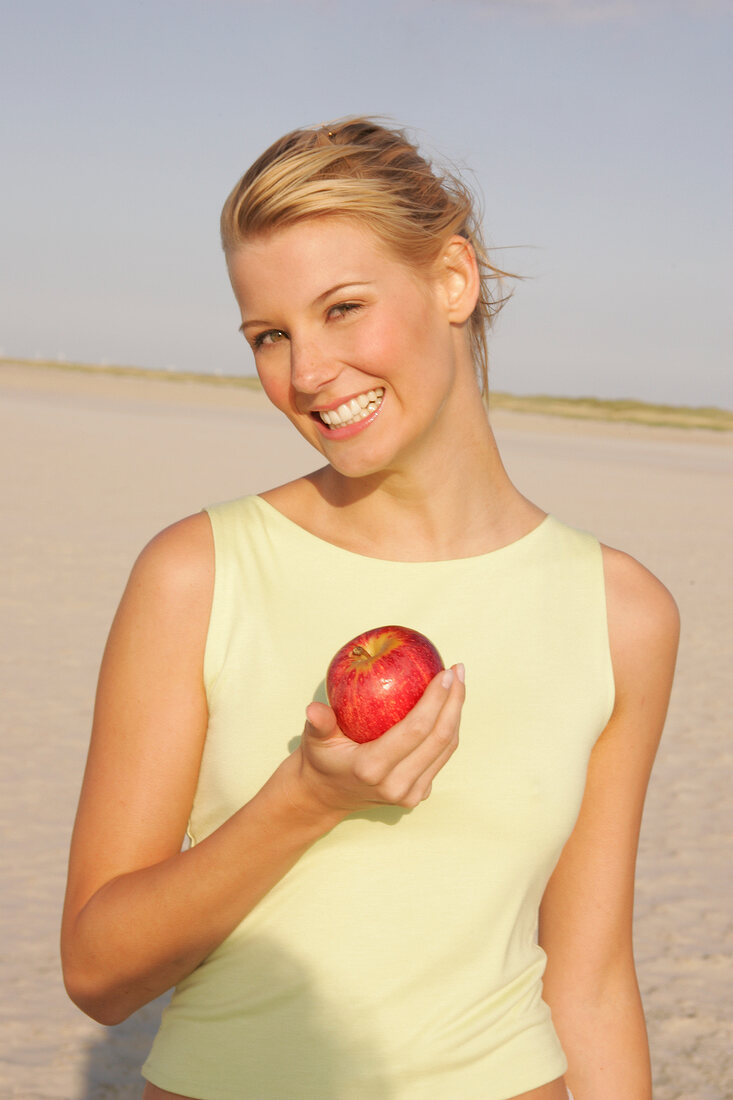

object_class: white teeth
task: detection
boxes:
[319,387,384,428]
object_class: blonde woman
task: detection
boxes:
[62,119,679,1099]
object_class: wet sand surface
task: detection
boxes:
[1,363,731,1098]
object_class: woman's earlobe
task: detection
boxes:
[441,236,480,324]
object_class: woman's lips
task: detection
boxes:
[316,387,384,428]
[312,388,385,439]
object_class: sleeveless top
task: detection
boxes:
[142,495,615,1099]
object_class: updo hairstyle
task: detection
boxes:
[221,117,512,397]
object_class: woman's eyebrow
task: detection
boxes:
[239,281,374,333]
[240,318,270,333]
[313,280,373,305]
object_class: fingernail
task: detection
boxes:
[456,663,465,684]
[441,669,455,689]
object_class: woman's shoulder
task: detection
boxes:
[204,479,319,527]
[600,543,680,704]
[601,544,679,631]
[128,511,215,612]
[257,476,323,521]
[100,515,214,728]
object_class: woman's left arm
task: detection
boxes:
[539,545,680,1099]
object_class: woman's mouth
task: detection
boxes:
[315,388,384,429]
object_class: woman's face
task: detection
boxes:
[227,216,464,479]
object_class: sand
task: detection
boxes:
[1,361,731,1099]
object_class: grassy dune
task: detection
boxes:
[3,356,731,431]
[0,356,264,391]
[488,391,733,432]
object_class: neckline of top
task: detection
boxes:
[252,495,555,567]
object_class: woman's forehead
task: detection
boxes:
[229,217,416,307]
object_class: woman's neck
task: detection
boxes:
[316,436,540,560]
[266,390,543,562]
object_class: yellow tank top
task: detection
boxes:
[143,495,614,1099]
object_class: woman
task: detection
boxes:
[61,118,679,1099]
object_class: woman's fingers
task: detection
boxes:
[299,664,465,812]
[351,664,465,793]
[395,732,460,808]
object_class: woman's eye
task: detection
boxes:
[328,302,362,320]
[252,329,288,349]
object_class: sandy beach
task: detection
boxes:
[1,361,731,1100]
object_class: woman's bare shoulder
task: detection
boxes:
[600,543,680,706]
[601,544,679,632]
[129,511,214,597]
[105,511,216,662]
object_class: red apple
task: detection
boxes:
[326,625,444,743]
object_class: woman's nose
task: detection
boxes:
[289,337,339,394]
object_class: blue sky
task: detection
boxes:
[2,0,731,406]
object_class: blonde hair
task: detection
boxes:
[221,117,513,396]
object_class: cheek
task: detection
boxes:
[353,305,420,370]
[254,355,292,411]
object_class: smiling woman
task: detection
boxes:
[61,118,679,1100]
[222,118,513,401]
[226,213,479,480]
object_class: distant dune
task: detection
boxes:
[3,356,730,432]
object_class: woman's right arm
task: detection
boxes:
[61,513,463,1026]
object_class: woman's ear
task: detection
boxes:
[437,236,480,324]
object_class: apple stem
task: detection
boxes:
[351,645,371,660]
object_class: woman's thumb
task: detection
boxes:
[304,701,341,740]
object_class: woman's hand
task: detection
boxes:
[286,664,465,818]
